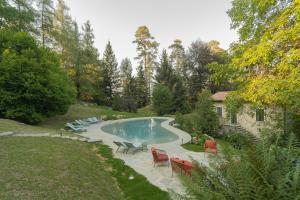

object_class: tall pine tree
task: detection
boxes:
[133,26,159,101]
[70,21,82,99]
[80,20,101,101]
[101,41,120,105]
[36,0,54,47]
[5,0,36,32]
[154,49,174,89]
[120,58,137,112]
[53,0,73,67]
[120,58,133,92]
[135,64,148,108]
[169,39,186,75]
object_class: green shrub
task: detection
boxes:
[122,96,137,113]
[152,84,173,116]
[222,132,253,149]
[112,95,123,111]
[182,115,196,133]
[198,134,213,145]
[175,112,184,126]
[181,101,192,114]
[0,31,75,124]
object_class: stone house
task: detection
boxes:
[212,91,277,136]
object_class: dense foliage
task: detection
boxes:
[152,84,173,116]
[224,0,300,122]
[194,89,219,136]
[174,90,218,136]
[0,31,75,124]
[181,134,300,200]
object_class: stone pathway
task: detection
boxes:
[0,131,102,143]
[80,117,209,195]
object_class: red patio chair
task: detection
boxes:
[204,139,217,157]
[151,147,169,167]
[170,157,193,176]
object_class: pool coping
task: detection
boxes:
[98,117,191,145]
[82,117,205,194]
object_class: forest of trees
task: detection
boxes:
[0,0,231,123]
[0,0,299,127]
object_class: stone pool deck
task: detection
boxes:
[81,117,208,195]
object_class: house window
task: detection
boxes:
[256,109,265,122]
[216,107,222,117]
[231,112,237,124]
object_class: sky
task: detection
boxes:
[64,0,238,68]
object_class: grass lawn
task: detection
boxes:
[0,137,170,200]
[97,145,170,200]
[0,118,57,134]
[182,139,238,154]
[0,137,122,200]
[182,143,204,152]
[0,104,170,199]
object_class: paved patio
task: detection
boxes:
[81,117,208,195]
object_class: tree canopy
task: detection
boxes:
[227,0,300,111]
[0,30,75,124]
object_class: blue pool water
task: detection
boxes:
[101,118,179,144]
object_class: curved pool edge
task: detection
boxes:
[82,117,206,195]
[97,117,191,145]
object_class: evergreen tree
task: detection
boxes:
[152,84,173,116]
[195,89,218,135]
[135,64,148,108]
[0,0,18,28]
[81,20,99,62]
[80,20,100,101]
[155,50,190,113]
[186,40,216,104]
[172,75,190,113]
[154,49,174,89]
[53,0,73,67]
[2,0,36,32]
[101,41,120,105]
[133,26,159,100]
[36,0,54,47]
[120,58,133,91]
[119,58,137,112]
[169,39,186,75]
[69,21,82,99]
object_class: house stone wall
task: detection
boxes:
[214,103,279,136]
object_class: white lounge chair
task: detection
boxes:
[75,120,90,126]
[123,142,146,154]
[85,117,100,124]
[66,123,87,132]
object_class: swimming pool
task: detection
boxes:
[101,118,179,144]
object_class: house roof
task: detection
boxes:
[211,91,230,102]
